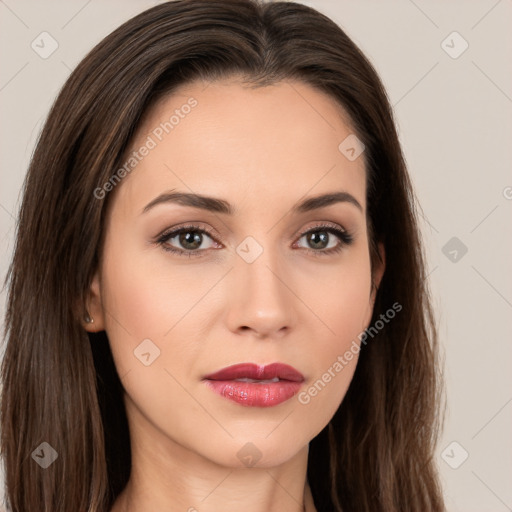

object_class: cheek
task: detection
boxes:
[329,270,373,343]
[98,242,218,434]
[101,234,212,336]
[297,249,373,343]
[292,252,373,433]
[99,235,228,376]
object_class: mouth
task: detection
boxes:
[230,377,280,383]
[203,363,304,407]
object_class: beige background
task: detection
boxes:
[1,1,511,510]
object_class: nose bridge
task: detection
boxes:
[225,234,297,336]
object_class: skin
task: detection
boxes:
[85,77,385,512]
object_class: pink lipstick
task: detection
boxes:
[203,363,304,407]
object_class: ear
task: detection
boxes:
[82,270,106,332]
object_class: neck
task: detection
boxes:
[111,405,317,512]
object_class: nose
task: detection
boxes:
[224,245,298,339]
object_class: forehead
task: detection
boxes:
[112,78,366,216]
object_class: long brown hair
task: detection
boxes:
[1,1,445,510]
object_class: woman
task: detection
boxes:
[0,1,445,510]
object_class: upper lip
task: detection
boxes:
[204,363,304,382]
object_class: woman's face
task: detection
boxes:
[86,78,384,468]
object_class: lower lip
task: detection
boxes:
[204,380,302,407]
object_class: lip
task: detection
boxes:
[203,363,304,407]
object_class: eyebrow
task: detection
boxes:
[142,189,363,215]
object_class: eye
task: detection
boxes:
[156,224,221,258]
[155,222,354,258]
[294,223,354,256]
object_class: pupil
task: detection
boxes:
[180,231,201,250]
[309,231,328,249]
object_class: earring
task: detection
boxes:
[84,312,94,324]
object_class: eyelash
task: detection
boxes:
[155,222,354,258]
